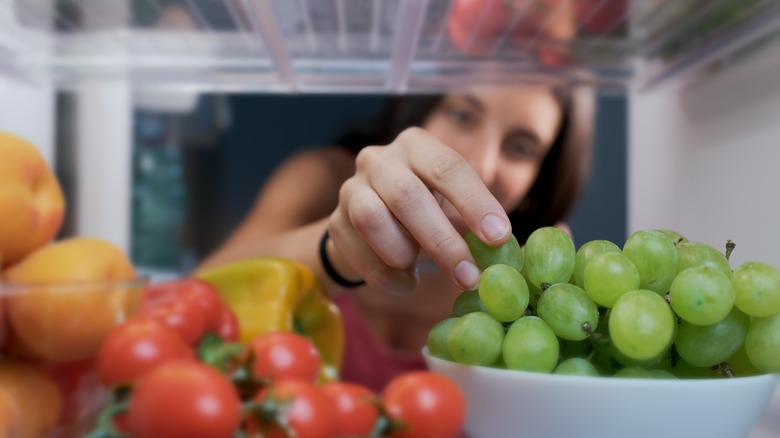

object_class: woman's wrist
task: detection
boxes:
[319,229,366,288]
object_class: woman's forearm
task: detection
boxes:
[193,218,356,297]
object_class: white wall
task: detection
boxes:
[0,85,55,164]
[629,45,780,269]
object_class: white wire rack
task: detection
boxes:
[1,0,780,93]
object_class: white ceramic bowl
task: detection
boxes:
[423,348,780,438]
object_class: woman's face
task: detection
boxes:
[422,84,562,213]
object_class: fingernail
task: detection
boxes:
[481,213,510,242]
[454,260,481,291]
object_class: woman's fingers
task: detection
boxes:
[397,128,512,245]
[328,200,418,293]
[331,127,512,292]
[355,128,510,290]
[328,176,420,292]
[363,158,480,290]
[345,184,420,270]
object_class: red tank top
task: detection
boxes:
[333,292,428,394]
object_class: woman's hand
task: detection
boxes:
[327,127,512,293]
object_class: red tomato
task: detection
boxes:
[248,380,335,438]
[448,0,509,54]
[381,371,467,438]
[321,381,379,437]
[506,0,575,67]
[126,360,241,438]
[140,299,206,345]
[144,278,223,332]
[215,304,240,342]
[576,0,627,35]
[113,412,129,434]
[244,332,321,384]
[96,316,194,387]
[42,357,100,425]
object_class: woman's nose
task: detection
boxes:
[465,140,501,186]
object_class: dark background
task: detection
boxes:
[129,93,627,272]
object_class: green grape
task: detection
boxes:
[744,312,780,373]
[523,227,576,289]
[652,357,718,379]
[536,283,598,341]
[446,312,505,366]
[559,339,593,359]
[669,265,735,326]
[427,317,460,361]
[490,354,507,369]
[611,343,667,368]
[622,230,679,295]
[451,289,486,317]
[613,367,653,379]
[676,241,733,279]
[573,239,621,288]
[585,309,617,374]
[554,357,600,377]
[725,345,763,377]
[648,369,678,379]
[732,261,780,317]
[589,342,619,376]
[478,264,529,322]
[654,229,689,244]
[675,308,749,368]
[609,289,676,361]
[502,316,559,373]
[520,247,542,308]
[464,229,523,273]
[583,252,640,308]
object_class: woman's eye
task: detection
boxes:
[444,105,476,128]
[504,138,538,160]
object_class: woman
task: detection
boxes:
[196,83,595,391]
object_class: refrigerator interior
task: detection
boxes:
[2,0,780,433]
[3,0,780,255]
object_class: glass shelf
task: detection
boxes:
[1,0,779,93]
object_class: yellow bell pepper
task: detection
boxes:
[195,257,344,382]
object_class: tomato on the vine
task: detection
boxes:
[144,278,223,332]
[244,331,321,384]
[248,379,335,438]
[96,316,194,387]
[381,371,467,438]
[126,360,241,438]
[321,381,379,437]
[140,298,207,346]
[215,303,240,342]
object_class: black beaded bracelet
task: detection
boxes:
[319,230,366,288]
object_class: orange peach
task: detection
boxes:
[0,131,65,268]
[0,359,60,438]
[0,388,20,438]
[0,294,5,355]
[3,237,142,362]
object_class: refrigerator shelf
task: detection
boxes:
[1,0,780,93]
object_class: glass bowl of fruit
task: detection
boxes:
[423,227,780,438]
[0,237,147,438]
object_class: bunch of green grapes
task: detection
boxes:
[427,226,780,379]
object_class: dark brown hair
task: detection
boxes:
[339,87,595,244]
